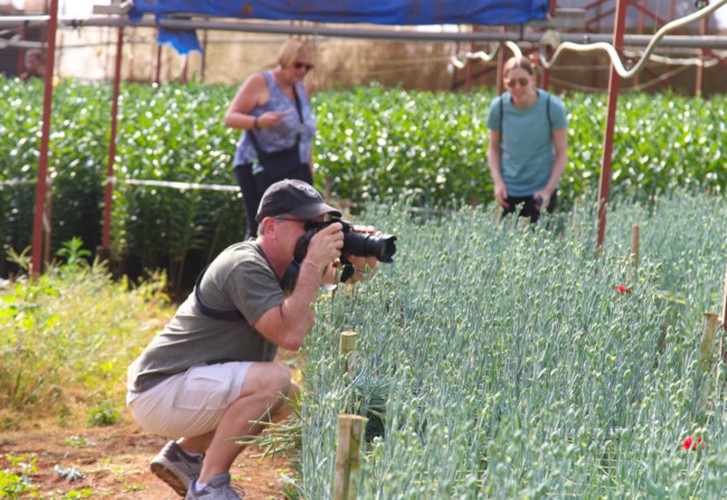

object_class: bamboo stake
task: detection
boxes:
[571,197,580,239]
[696,312,718,417]
[721,261,727,333]
[333,414,366,500]
[717,262,727,390]
[340,330,358,375]
[631,224,640,270]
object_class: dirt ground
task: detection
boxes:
[0,415,294,499]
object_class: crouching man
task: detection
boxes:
[126,179,377,499]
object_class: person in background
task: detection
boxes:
[127,179,378,499]
[224,38,317,238]
[19,49,45,81]
[486,56,568,223]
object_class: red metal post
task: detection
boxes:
[31,0,59,277]
[695,15,708,96]
[596,0,628,248]
[100,27,124,252]
[495,26,507,95]
[634,0,645,87]
[465,40,474,93]
[155,41,162,84]
[549,0,557,18]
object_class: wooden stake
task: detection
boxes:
[697,312,718,417]
[720,261,727,332]
[340,331,358,375]
[717,262,727,388]
[333,414,366,500]
[571,197,580,232]
[631,224,640,270]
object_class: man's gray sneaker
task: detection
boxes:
[186,472,242,499]
[150,440,203,497]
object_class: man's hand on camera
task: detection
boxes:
[305,221,343,273]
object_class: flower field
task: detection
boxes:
[300,191,726,498]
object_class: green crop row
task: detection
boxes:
[0,77,724,283]
[299,189,727,498]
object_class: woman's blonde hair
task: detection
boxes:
[276,38,310,68]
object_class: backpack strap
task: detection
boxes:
[545,91,553,132]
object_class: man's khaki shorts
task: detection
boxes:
[127,362,253,438]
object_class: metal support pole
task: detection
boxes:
[155,36,162,84]
[695,15,708,96]
[596,0,628,248]
[465,40,474,93]
[99,26,124,258]
[30,0,59,278]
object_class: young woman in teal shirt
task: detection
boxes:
[487,57,568,223]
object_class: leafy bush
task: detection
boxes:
[0,243,173,424]
[1,77,724,283]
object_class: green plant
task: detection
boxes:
[87,400,120,427]
[0,454,39,497]
[56,237,92,268]
[1,77,724,284]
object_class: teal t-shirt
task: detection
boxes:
[487,90,567,197]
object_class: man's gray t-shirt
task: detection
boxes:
[127,240,285,393]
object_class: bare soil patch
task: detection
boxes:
[1,416,293,499]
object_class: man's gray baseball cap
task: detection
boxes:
[255,179,341,223]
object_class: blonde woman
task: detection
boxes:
[224,39,317,237]
[487,56,568,223]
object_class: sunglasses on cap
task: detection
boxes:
[505,77,530,88]
[293,62,314,71]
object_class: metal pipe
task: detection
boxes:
[31,0,59,278]
[2,15,727,49]
[101,26,124,252]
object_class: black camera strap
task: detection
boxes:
[193,265,247,322]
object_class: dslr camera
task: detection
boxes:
[296,219,397,263]
[283,219,396,286]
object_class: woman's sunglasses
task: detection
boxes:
[505,77,530,88]
[293,62,314,71]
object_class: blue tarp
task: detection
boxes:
[129,0,549,53]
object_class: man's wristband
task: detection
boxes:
[253,116,260,130]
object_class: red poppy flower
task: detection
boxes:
[616,285,632,294]
[682,436,703,450]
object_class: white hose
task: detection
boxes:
[538,0,727,78]
[450,41,522,69]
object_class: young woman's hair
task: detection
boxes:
[276,38,310,68]
[503,56,535,76]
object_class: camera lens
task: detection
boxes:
[343,232,397,263]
